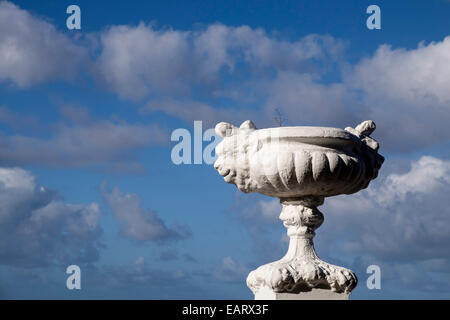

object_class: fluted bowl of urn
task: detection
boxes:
[214,119,384,300]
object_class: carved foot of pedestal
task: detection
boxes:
[247,258,357,295]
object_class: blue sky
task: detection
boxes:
[1,0,450,299]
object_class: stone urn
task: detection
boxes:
[213,120,384,299]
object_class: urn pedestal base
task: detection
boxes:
[246,197,357,300]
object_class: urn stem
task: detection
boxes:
[279,197,324,262]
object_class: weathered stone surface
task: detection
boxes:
[214,120,384,300]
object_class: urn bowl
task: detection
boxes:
[214,120,384,198]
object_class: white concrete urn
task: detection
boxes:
[214,120,384,299]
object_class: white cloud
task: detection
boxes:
[344,37,450,151]
[0,1,87,87]
[0,167,102,267]
[96,23,343,100]
[373,156,450,204]
[349,37,450,106]
[101,183,191,242]
[193,25,342,73]
[0,167,35,190]
[97,23,192,100]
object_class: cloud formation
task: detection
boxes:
[3,2,450,154]
[96,23,343,100]
[345,37,450,151]
[0,1,87,87]
[101,183,191,242]
[0,167,102,268]
[124,25,450,153]
[349,38,450,107]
